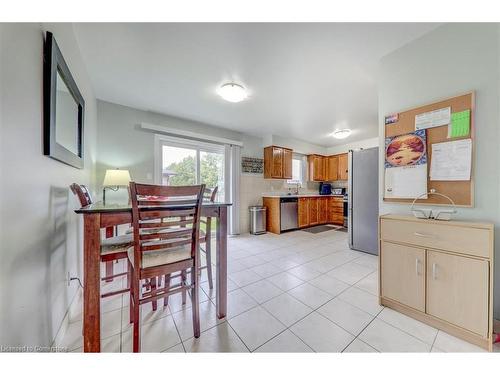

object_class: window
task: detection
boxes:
[287,154,305,185]
[155,135,227,202]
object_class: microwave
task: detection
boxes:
[332,188,345,196]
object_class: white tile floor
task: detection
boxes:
[58,227,499,353]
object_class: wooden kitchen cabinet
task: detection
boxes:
[379,215,495,350]
[380,242,425,312]
[326,155,338,181]
[282,148,293,179]
[307,155,326,182]
[308,152,348,181]
[262,197,281,234]
[264,146,293,179]
[318,197,328,224]
[308,197,319,226]
[338,153,348,180]
[298,197,309,228]
[426,251,489,337]
[328,197,344,225]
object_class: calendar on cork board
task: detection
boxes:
[383,92,474,207]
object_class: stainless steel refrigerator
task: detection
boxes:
[348,147,379,255]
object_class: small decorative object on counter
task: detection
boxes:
[410,189,457,221]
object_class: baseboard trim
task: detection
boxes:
[381,297,492,351]
[494,319,500,333]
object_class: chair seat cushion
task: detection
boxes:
[127,245,192,269]
[101,234,133,255]
[126,227,207,241]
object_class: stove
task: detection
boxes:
[343,193,348,228]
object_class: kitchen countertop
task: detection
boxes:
[262,193,344,198]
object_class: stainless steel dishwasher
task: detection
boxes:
[280,197,298,232]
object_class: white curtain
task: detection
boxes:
[225,144,241,235]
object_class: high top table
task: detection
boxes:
[75,201,231,352]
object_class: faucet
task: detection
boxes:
[294,183,300,195]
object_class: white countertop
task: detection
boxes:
[262,193,344,198]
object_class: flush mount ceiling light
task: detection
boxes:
[217,82,248,103]
[331,129,352,139]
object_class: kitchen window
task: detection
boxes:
[287,154,306,185]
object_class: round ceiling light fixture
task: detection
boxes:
[217,82,248,103]
[331,129,352,139]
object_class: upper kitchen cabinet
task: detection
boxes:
[307,154,326,181]
[264,146,293,179]
[308,153,348,181]
[338,153,348,180]
[326,155,338,181]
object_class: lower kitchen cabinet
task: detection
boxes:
[265,196,345,234]
[379,214,495,351]
[308,197,319,226]
[328,197,344,225]
[426,250,489,337]
[318,197,328,224]
[381,242,425,312]
[298,198,309,228]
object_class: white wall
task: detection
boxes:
[96,100,246,196]
[326,137,378,155]
[96,100,327,233]
[377,23,500,318]
[0,23,97,347]
[267,135,328,155]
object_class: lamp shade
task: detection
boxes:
[103,169,131,187]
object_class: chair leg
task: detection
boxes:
[105,226,115,282]
[191,266,200,338]
[163,274,171,307]
[131,267,141,352]
[128,261,133,324]
[151,277,157,311]
[205,242,214,289]
[181,270,187,305]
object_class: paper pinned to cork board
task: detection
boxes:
[415,107,451,130]
[430,139,472,181]
[385,165,428,199]
[384,129,428,199]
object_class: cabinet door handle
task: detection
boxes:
[432,263,437,280]
[415,258,420,276]
[414,232,436,239]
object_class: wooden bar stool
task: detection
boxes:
[165,186,218,308]
[200,186,218,289]
[70,183,131,297]
[128,182,205,352]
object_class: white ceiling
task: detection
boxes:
[73,23,439,146]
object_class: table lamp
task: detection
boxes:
[103,169,131,204]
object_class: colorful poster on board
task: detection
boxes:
[384,129,428,199]
[385,129,427,168]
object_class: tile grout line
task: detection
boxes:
[339,306,385,353]
[219,233,365,352]
[375,312,437,351]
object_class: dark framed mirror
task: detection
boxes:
[43,31,85,169]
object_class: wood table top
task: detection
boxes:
[75,201,232,214]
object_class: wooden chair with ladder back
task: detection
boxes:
[200,186,218,289]
[70,183,131,297]
[128,182,205,352]
[164,186,218,309]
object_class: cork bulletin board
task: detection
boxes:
[384,92,474,207]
